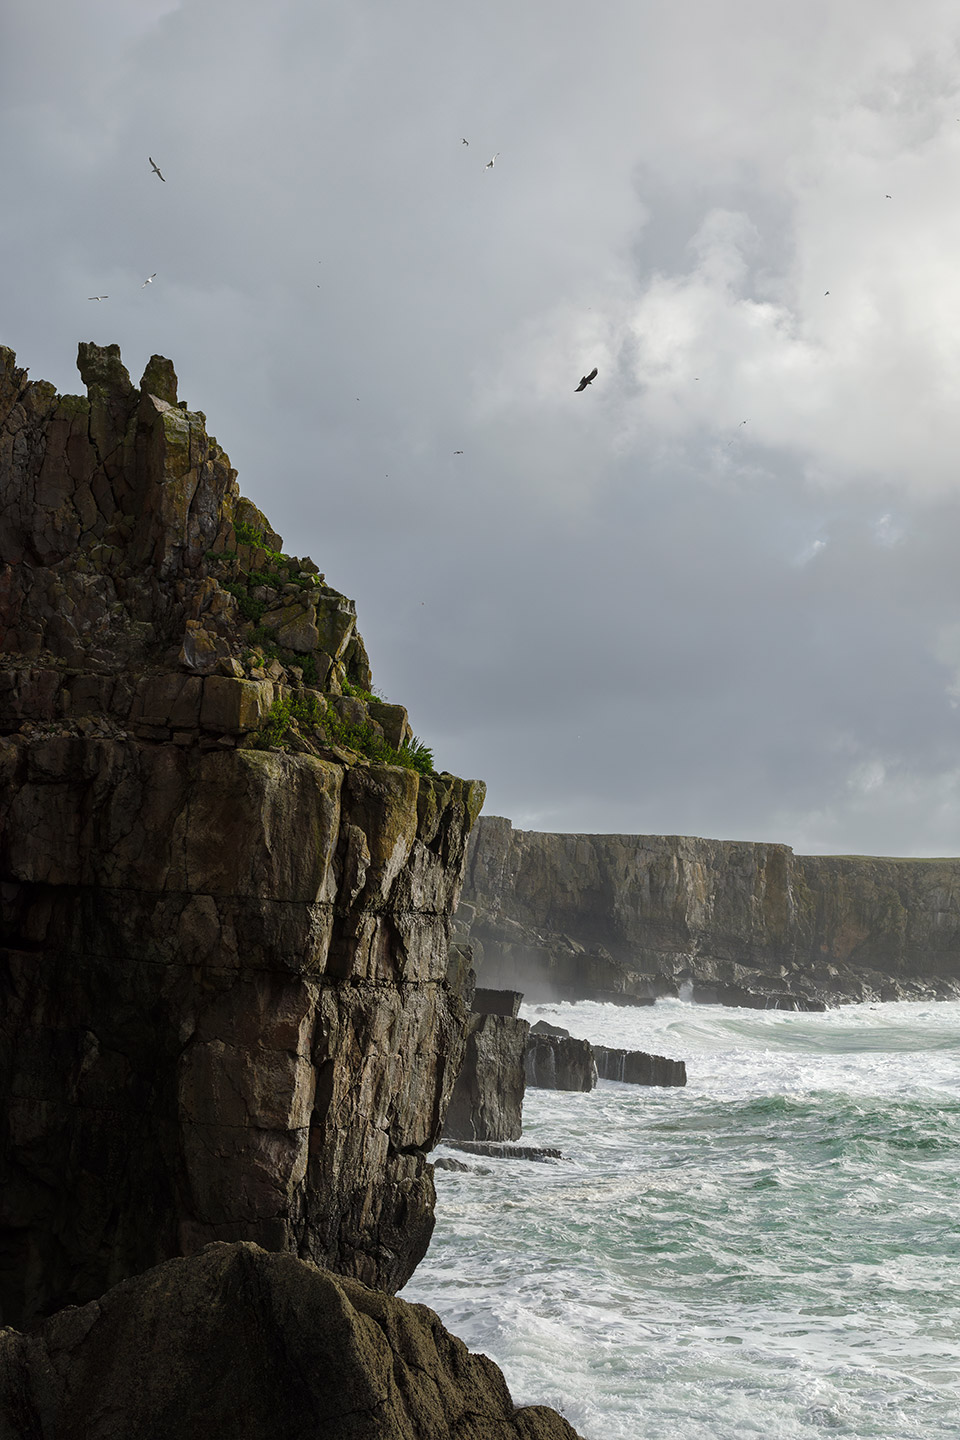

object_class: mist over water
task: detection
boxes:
[404,999,960,1439]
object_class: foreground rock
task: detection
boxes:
[0,344,485,1323]
[0,1242,584,1440]
[458,816,960,1007]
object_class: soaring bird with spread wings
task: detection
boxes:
[149,157,165,181]
[575,367,598,392]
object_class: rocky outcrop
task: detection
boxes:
[0,343,485,1325]
[443,982,528,1143]
[527,1022,685,1088]
[474,987,523,1017]
[0,1241,584,1440]
[592,1046,686,1086]
[458,816,960,1007]
[525,1032,596,1092]
[443,1141,564,1162]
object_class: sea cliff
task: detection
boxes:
[0,342,486,1324]
[459,815,960,1007]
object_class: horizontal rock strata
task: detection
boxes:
[0,343,485,1324]
[459,816,960,1007]
[0,1242,584,1440]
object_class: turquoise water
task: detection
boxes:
[403,999,960,1439]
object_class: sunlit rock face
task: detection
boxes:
[0,342,484,1326]
[458,816,960,1008]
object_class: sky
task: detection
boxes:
[5,0,960,855]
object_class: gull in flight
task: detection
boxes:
[575,367,598,392]
[484,153,500,169]
[461,138,469,146]
[88,295,109,301]
[142,273,157,287]
[149,157,165,182]
[454,450,464,454]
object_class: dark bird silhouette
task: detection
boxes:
[484,153,500,169]
[461,138,469,146]
[149,157,165,182]
[454,450,463,454]
[575,367,598,392]
[88,295,108,301]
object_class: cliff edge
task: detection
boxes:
[0,342,485,1325]
[458,816,960,1007]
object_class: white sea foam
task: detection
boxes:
[403,999,960,1439]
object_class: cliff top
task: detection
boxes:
[0,341,467,780]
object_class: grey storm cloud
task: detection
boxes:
[5,0,960,854]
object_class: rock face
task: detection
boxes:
[525,1033,596,1092]
[0,1242,585,1440]
[458,816,960,1007]
[443,982,528,1142]
[592,1046,686,1087]
[527,1022,685,1089]
[0,344,485,1325]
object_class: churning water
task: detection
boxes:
[402,999,960,1439]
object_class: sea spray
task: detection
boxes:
[404,999,960,1440]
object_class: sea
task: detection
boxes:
[402,997,960,1440]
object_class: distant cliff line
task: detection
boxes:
[456,817,960,1008]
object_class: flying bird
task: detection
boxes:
[575,367,598,392]
[454,450,463,454]
[148,157,165,182]
[484,153,500,169]
[142,273,157,287]
[461,138,469,146]
[87,295,108,301]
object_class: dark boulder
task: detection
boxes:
[0,1242,585,1440]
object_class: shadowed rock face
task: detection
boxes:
[0,1242,585,1440]
[443,1011,529,1142]
[0,343,485,1325]
[524,1033,596,1092]
[458,817,960,1008]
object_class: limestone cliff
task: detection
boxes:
[0,343,485,1326]
[458,816,960,1007]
